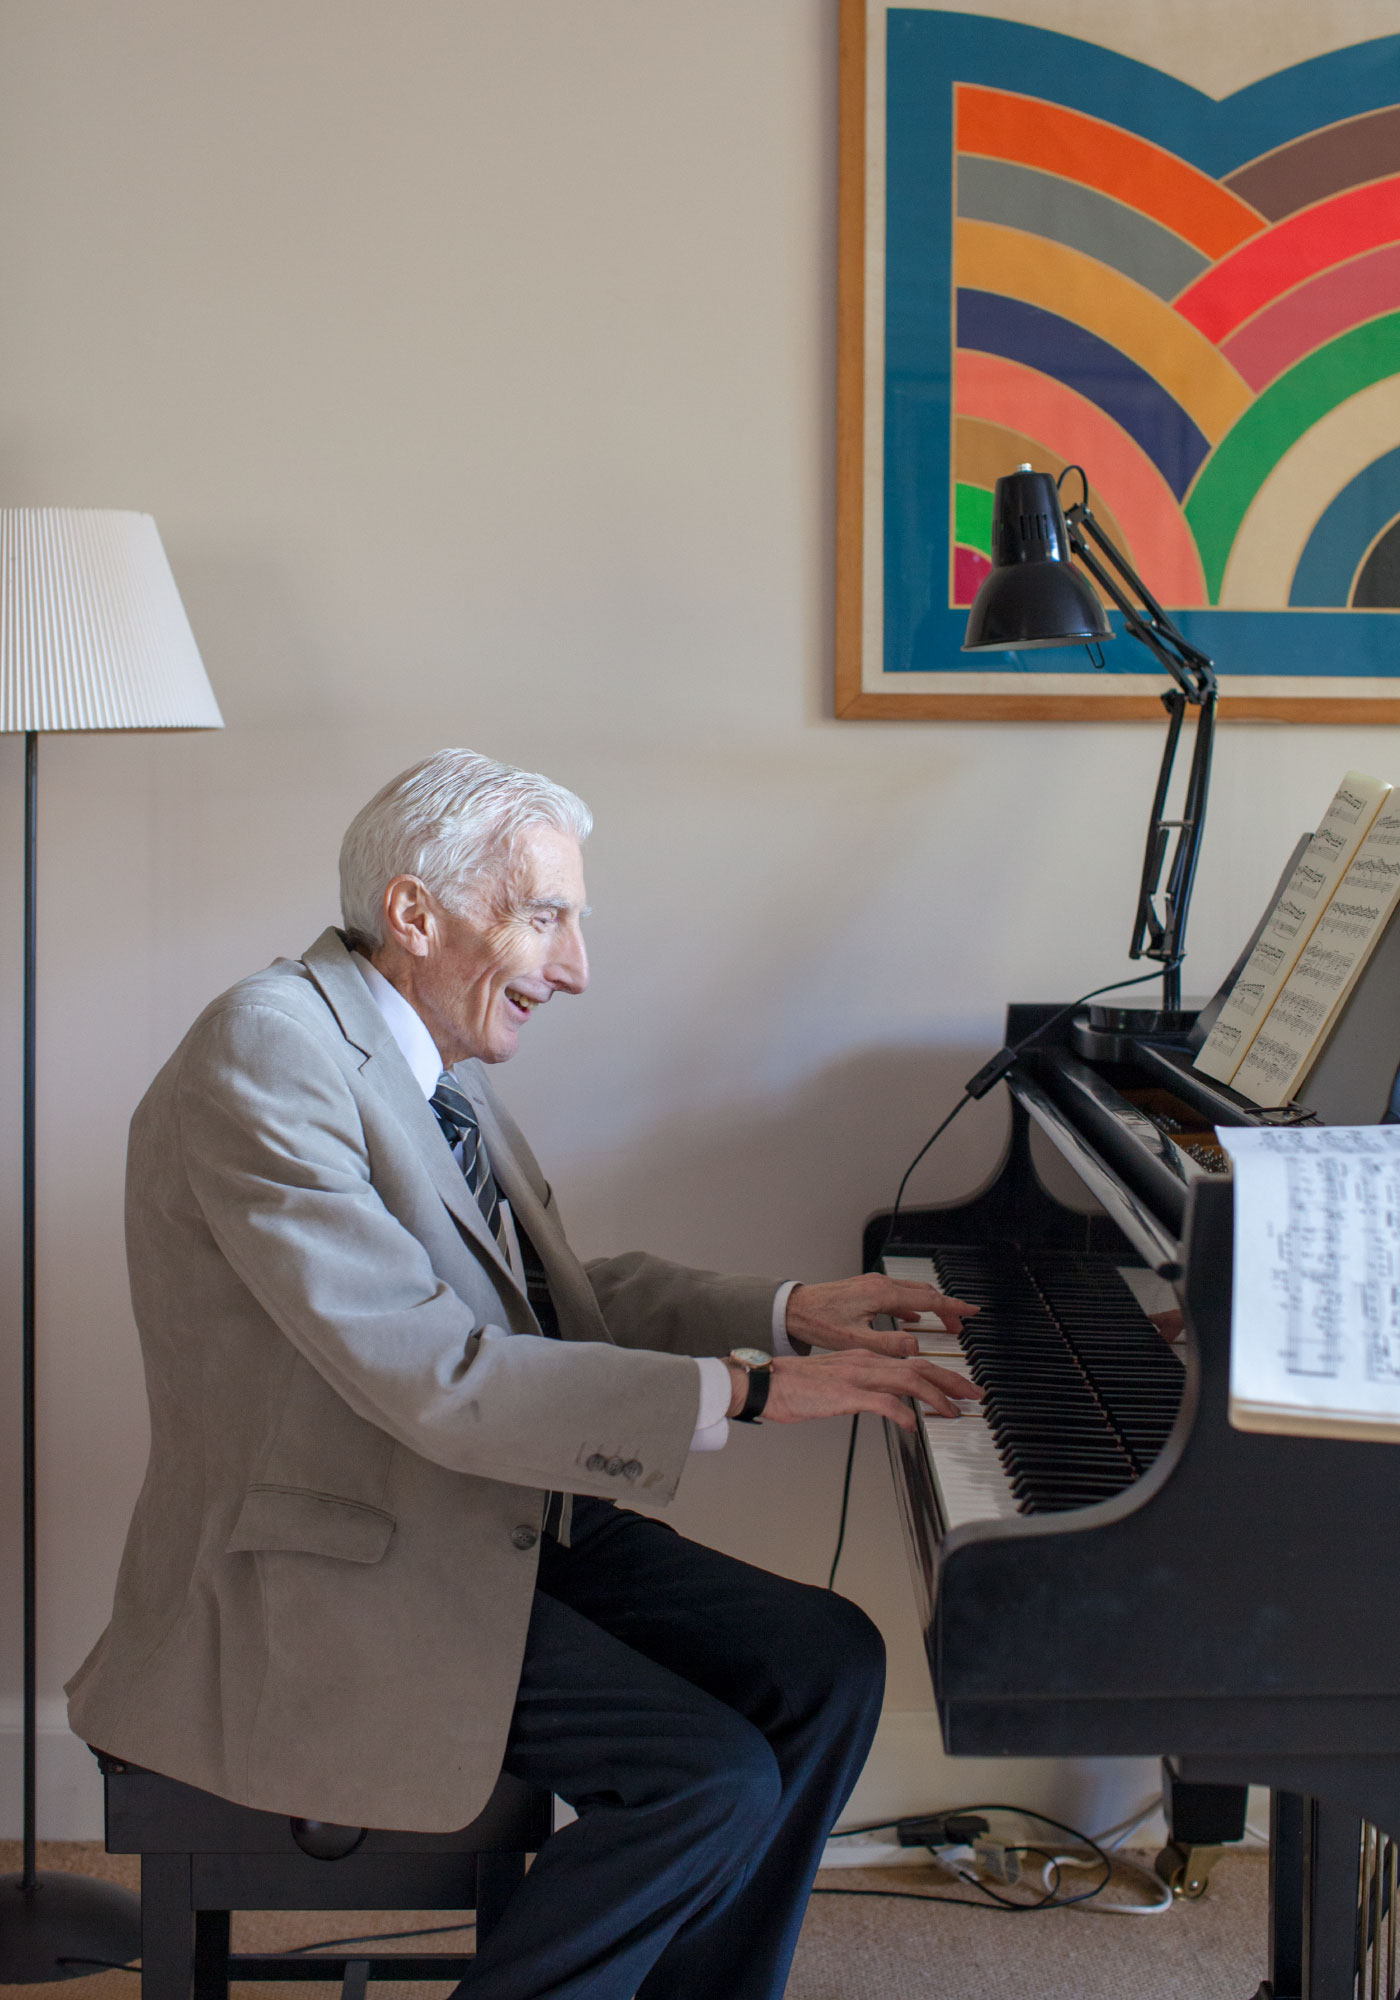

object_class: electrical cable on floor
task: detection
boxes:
[283,1920,476,1953]
[1094,1795,1164,1850]
[813,1805,1115,1913]
[55,1918,480,1975]
[1036,1850,1173,1916]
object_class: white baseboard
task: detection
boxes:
[0,1700,106,1841]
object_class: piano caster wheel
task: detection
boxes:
[1155,1841,1226,1899]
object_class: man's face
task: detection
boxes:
[405,824,590,1065]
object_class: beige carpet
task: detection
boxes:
[2,1840,1268,1999]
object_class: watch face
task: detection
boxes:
[731,1347,772,1370]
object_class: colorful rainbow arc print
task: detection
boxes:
[880,12,1400,680]
[953,84,1400,613]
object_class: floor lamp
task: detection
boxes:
[0,510,223,1981]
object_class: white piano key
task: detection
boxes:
[921,1405,1019,1529]
[883,1250,1019,1530]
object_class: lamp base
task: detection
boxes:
[1071,1004,1200,1063]
[1086,1004,1198,1037]
[0,1871,141,1982]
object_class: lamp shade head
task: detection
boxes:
[0,509,223,731]
[961,467,1113,653]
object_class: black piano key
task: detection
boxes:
[919,1241,1186,1510]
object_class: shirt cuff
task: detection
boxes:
[690,1356,733,1452]
[771,1281,800,1356]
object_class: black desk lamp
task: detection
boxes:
[963,464,1218,1025]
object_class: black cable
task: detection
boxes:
[811,1886,1047,1911]
[282,1920,476,1954]
[818,1803,1114,1914]
[879,962,1175,1258]
[55,1919,480,1975]
[840,966,1179,1590]
[826,1414,860,1589]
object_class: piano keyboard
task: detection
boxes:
[884,1246,1184,1534]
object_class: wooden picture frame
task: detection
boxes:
[836,0,1400,722]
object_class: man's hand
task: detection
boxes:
[784,1274,979,1357]
[726,1350,982,1429]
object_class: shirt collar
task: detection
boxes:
[352,952,445,1099]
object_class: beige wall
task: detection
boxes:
[1,0,1397,1839]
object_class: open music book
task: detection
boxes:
[1194,771,1395,1103]
[1219,1125,1400,1442]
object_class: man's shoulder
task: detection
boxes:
[154,932,366,1097]
[192,952,331,1040]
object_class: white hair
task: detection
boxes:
[339,748,592,951]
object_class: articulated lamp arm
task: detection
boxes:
[1061,478,1219,1009]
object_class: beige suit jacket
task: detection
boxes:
[67,929,776,1830]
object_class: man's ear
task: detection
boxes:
[382,876,436,959]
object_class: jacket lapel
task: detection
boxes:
[299,930,526,1298]
[458,1065,613,1344]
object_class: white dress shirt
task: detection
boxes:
[352,953,796,1451]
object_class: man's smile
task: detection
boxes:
[505,986,547,1018]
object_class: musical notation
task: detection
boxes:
[1220,1125,1400,1440]
[1196,771,1391,1086]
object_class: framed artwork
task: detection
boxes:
[836,0,1400,719]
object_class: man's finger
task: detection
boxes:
[907,1381,961,1418]
[926,1366,981,1401]
[870,1392,917,1432]
[883,1279,979,1311]
[851,1326,920,1357]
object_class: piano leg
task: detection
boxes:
[1255,1791,1304,2000]
[1299,1795,1362,2000]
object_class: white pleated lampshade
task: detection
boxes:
[0,509,223,732]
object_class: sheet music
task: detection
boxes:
[1194,772,1389,1084]
[1231,799,1400,1108]
[1218,1124,1400,1440]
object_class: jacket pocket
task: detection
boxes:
[227,1485,396,1564]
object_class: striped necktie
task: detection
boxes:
[431,1071,571,1543]
[430,1072,507,1251]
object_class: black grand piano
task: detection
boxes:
[868,1003,1400,2000]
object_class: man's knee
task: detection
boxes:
[685,1712,784,1849]
[779,1586,886,1727]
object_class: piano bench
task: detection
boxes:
[95,1752,554,2000]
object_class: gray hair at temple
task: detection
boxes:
[339,748,593,952]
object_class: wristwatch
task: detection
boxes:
[728,1347,774,1423]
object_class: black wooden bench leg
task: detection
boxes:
[475,1851,527,1945]
[193,1911,230,2000]
[140,1856,195,2000]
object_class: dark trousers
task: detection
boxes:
[455,1496,885,2000]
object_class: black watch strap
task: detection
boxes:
[735,1366,771,1423]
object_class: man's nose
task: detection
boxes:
[549,925,589,995]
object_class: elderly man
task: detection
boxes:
[69,750,978,2000]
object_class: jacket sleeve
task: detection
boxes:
[585,1251,780,1357]
[170,998,701,1502]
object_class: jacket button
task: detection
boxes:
[511,1526,538,1551]
[605,1457,624,1477]
[586,1453,608,1472]
[622,1460,642,1480]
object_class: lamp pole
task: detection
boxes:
[21,731,38,1894]
[0,510,223,1981]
